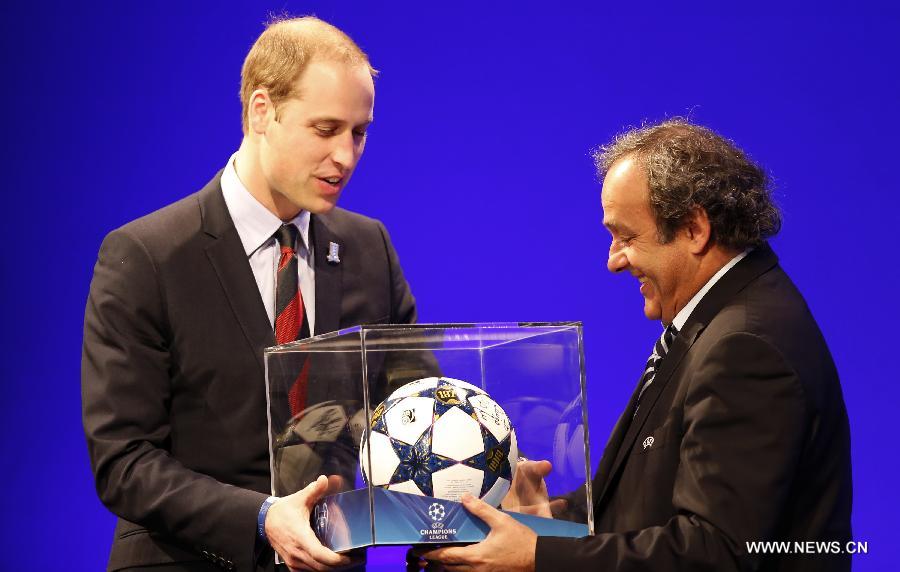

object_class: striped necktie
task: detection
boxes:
[274,224,309,345]
[634,324,678,415]
[273,224,312,416]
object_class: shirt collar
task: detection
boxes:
[671,249,751,331]
[220,152,310,256]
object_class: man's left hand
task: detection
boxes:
[419,493,536,572]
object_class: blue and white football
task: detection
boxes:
[360,376,518,506]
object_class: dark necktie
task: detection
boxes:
[274,224,309,344]
[634,324,678,415]
[274,224,311,415]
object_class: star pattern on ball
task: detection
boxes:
[385,383,480,424]
[362,378,517,503]
[370,397,401,436]
[389,427,455,496]
[431,384,478,423]
[462,423,513,497]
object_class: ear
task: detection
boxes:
[682,206,712,254]
[247,89,274,135]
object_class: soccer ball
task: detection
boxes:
[359,377,518,506]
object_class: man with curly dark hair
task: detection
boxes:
[423,120,852,571]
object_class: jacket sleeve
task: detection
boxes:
[536,332,810,572]
[376,220,417,326]
[371,220,444,395]
[82,228,267,570]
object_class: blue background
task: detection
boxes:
[2,1,897,569]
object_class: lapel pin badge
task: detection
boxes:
[642,436,655,450]
[326,241,341,264]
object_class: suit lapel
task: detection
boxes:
[590,379,645,502]
[199,173,274,374]
[593,245,780,509]
[594,322,702,507]
[311,214,343,335]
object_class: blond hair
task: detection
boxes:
[240,16,377,134]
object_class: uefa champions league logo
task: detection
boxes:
[428,502,445,529]
[419,501,456,540]
[314,502,328,534]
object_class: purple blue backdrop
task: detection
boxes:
[2,1,896,569]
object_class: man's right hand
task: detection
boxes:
[265,475,359,571]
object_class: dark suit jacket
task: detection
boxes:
[82,173,417,571]
[536,246,852,571]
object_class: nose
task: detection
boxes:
[330,132,357,171]
[607,242,628,273]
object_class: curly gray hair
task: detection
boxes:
[594,119,781,250]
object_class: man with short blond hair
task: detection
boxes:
[83,16,416,571]
[239,18,377,136]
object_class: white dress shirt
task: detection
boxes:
[671,249,750,331]
[219,153,316,333]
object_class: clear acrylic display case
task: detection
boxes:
[265,322,593,550]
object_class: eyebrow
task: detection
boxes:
[309,117,373,127]
[603,219,635,235]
